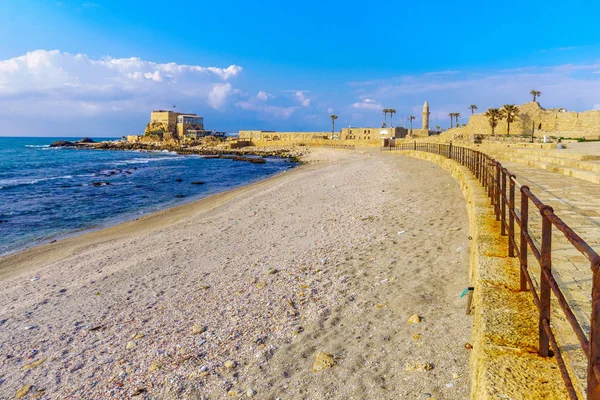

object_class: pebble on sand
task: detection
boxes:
[126,341,136,349]
[23,357,47,370]
[192,324,207,335]
[408,314,421,324]
[16,385,33,398]
[224,360,237,369]
[312,352,336,372]
[404,362,434,372]
[246,388,257,397]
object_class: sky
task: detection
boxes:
[1,0,600,137]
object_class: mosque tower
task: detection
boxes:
[422,101,430,133]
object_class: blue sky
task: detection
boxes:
[1,0,600,136]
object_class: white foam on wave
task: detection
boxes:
[118,156,181,165]
[0,175,75,188]
[25,144,50,148]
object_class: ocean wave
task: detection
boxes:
[0,175,75,189]
[117,156,181,165]
[25,144,51,148]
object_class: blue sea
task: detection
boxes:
[0,137,296,255]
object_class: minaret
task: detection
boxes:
[422,101,430,133]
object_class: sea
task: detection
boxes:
[0,137,296,255]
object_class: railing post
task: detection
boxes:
[414,140,416,150]
[449,141,453,159]
[587,258,600,397]
[519,187,529,291]
[539,206,553,357]
[508,174,516,257]
[495,163,501,220]
[501,169,507,235]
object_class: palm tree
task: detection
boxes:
[382,109,389,127]
[435,125,441,132]
[449,113,454,128]
[502,104,519,135]
[408,116,416,131]
[455,113,462,127]
[330,114,338,138]
[388,109,396,128]
[530,90,542,102]
[469,105,478,114]
[484,108,505,136]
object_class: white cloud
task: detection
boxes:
[295,91,311,107]
[208,83,233,109]
[0,50,243,116]
[256,91,271,101]
[353,100,382,110]
[327,107,333,114]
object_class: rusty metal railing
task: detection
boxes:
[387,141,600,399]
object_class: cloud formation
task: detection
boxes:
[0,50,243,117]
[295,91,311,107]
[347,63,600,128]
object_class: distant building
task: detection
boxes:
[340,127,408,140]
[145,110,216,140]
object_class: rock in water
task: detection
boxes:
[79,137,95,143]
[49,140,77,147]
[408,314,421,324]
[312,352,335,372]
[191,181,206,185]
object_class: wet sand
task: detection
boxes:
[0,148,472,399]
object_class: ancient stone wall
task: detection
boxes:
[461,102,600,138]
[239,131,329,141]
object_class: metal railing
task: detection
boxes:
[388,141,600,399]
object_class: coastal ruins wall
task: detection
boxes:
[239,131,329,141]
[458,102,600,138]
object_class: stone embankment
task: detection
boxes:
[49,139,308,160]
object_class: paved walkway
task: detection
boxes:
[491,156,600,391]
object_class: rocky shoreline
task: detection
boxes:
[49,139,308,160]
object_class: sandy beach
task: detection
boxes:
[0,148,472,399]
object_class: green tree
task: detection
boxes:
[530,89,542,102]
[388,109,396,128]
[435,125,441,132]
[382,109,389,127]
[502,104,519,135]
[449,113,454,128]
[484,108,505,136]
[330,114,338,138]
[469,104,478,114]
[408,115,416,130]
[455,113,462,127]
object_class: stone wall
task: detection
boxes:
[239,131,329,141]
[457,102,600,138]
[340,127,409,140]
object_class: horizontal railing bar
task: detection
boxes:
[525,234,542,262]
[542,269,591,354]
[524,266,542,310]
[542,319,580,400]
[541,209,600,268]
